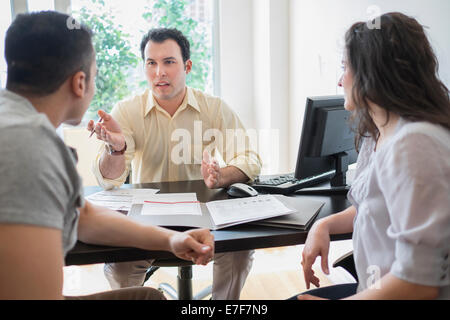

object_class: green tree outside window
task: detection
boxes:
[74,0,139,120]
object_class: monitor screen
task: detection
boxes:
[294,95,357,186]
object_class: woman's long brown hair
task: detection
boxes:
[345,12,450,148]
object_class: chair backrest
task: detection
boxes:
[332,251,358,282]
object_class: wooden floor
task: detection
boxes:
[63,240,354,300]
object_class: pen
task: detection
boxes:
[89,117,103,138]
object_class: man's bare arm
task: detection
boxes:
[0,224,64,300]
[99,150,126,180]
[77,201,214,265]
[88,109,128,180]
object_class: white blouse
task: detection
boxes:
[348,118,450,299]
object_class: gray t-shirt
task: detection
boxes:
[348,118,450,299]
[0,89,84,257]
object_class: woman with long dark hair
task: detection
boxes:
[298,12,450,300]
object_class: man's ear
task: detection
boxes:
[71,71,87,98]
[185,59,193,74]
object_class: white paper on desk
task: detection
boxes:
[140,193,202,216]
[206,195,295,227]
[86,188,159,211]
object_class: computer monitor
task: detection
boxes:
[251,95,357,195]
[294,95,357,189]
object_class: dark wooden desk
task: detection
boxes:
[65,180,352,266]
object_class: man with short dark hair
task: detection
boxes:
[89,28,261,299]
[0,11,214,300]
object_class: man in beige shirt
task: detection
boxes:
[89,28,261,299]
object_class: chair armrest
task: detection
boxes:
[332,251,358,282]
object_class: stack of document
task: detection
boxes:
[128,194,324,230]
[87,188,325,230]
[251,195,325,230]
[205,195,294,229]
[132,194,295,229]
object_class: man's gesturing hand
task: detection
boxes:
[87,110,126,152]
[202,150,222,189]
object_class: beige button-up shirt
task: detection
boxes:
[93,87,262,189]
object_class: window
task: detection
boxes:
[1,0,218,185]
[2,0,217,120]
[27,0,55,11]
[2,0,65,88]
[71,0,217,121]
[0,1,12,88]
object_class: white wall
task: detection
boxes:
[220,0,291,174]
[219,0,254,129]
[220,0,450,174]
[288,0,450,171]
[63,127,103,187]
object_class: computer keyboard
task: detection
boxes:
[255,173,296,186]
[251,171,334,194]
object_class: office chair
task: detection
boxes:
[332,251,358,281]
[143,259,212,300]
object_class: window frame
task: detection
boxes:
[212,0,221,97]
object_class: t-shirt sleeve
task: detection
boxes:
[376,132,450,287]
[0,125,76,231]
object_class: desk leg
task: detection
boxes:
[178,266,193,300]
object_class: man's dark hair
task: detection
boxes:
[140,28,190,63]
[5,11,94,96]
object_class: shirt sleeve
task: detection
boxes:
[92,102,136,190]
[0,125,76,230]
[212,99,262,182]
[376,131,450,287]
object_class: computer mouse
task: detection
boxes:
[227,183,259,198]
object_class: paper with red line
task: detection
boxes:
[140,193,202,216]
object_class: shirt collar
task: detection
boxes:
[0,89,38,114]
[0,89,56,132]
[144,87,201,117]
[185,87,201,113]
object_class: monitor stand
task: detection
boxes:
[294,183,350,196]
[295,152,351,196]
[330,152,349,187]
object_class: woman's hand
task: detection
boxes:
[301,219,331,289]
